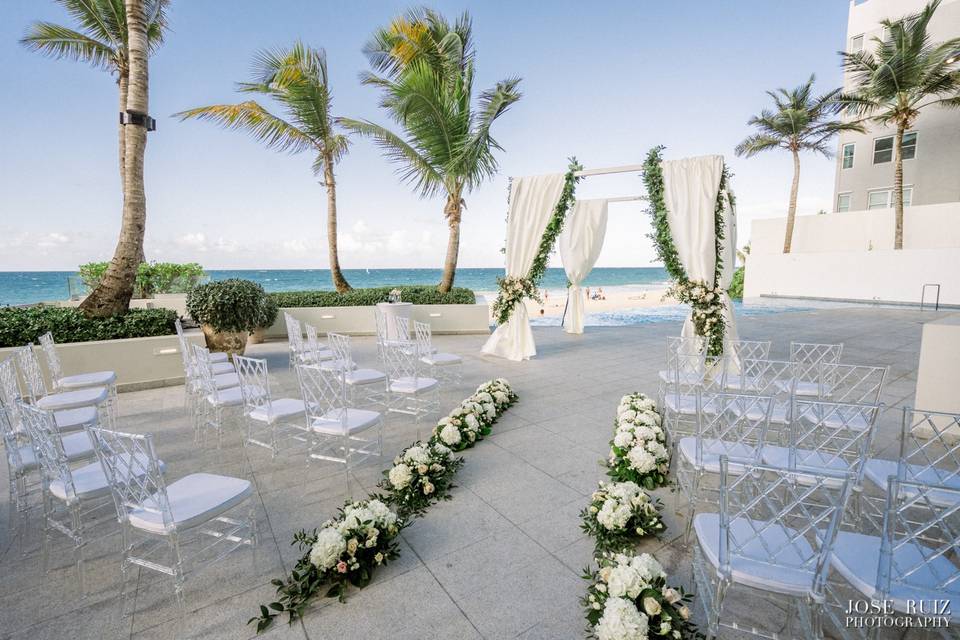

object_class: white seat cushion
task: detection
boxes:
[421,352,461,366]
[678,437,756,473]
[862,458,960,506]
[298,349,333,363]
[214,372,240,390]
[16,431,95,470]
[249,398,307,423]
[774,379,820,396]
[49,454,164,503]
[53,406,98,432]
[310,408,381,435]
[345,368,386,386]
[209,351,229,364]
[211,361,235,375]
[664,393,697,415]
[831,531,960,618]
[736,402,790,425]
[37,386,109,411]
[320,358,357,372]
[207,386,243,407]
[389,377,438,394]
[762,445,852,488]
[127,473,252,535]
[59,370,116,389]
[695,513,817,596]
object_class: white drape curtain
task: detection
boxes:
[481,174,566,361]
[661,155,739,357]
[559,199,608,334]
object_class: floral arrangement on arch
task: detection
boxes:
[607,393,670,490]
[378,441,464,518]
[250,498,404,632]
[580,481,665,553]
[582,552,699,640]
[431,378,518,450]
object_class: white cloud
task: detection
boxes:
[37,232,70,248]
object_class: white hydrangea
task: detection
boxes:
[439,423,462,446]
[388,463,413,490]
[432,442,451,457]
[309,527,345,570]
[646,441,668,461]
[403,445,430,465]
[464,413,480,430]
[613,430,633,448]
[367,499,397,527]
[597,499,633,531]
[627,446,656,473]
[606,564,644,599]
[630,553,665,583]
[595,597,649,640]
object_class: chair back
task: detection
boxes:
[174,318,195,377]
[0,397,27,474]
[726,339,772,363]
[38,332,64,388]
[14,344,47,402]
[413,320,432,356]
[87,427,172,531]
[326,332,352,366]
[789,342,843,381]
[818,363,887,404]
[304,323,325,359]
[668,352,723,399]
[382,337,423,388]
[19,403,77,502]
[790,399,880,487]
[295,361,345,432]
[898,408,960,492]
[738,359,799,437]
[0,357,24,432]
[393,316,410,340]
[233,355,272,418]
[695,392,773,467]
[718,458,853,598]
[878,478,960,606]
[190,344,218,399]
[285,312,304,355]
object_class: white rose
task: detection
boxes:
[439,423,462,446]
[388,463,413,489]
[309,527,345,570]
[642,596,662,616]
[663,587,682,604]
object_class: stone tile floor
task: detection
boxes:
[0,306,953,640]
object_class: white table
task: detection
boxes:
[376,302,413,340]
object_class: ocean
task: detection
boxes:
[0,267,670,306]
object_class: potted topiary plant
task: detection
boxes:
[186,279,268,355]
[248,294,278,345]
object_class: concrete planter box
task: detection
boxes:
[265,299,490,338]
[0,332,204,393]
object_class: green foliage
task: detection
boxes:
[79,261,205,298]
[186,279,270,333]
[491,159,582,325]
[268,286,475,308]
[254,295,280,329]
[0,306,175,348]
[728,267,745,300]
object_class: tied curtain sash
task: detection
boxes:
[481,173,566,361]
[559,199,608,334]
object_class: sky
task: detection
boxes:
[0,0,852,272]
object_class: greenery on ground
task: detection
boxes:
[186,279,272,333]
[728,267,745,300]
[269,285,475,308]
[79,261,205,298]
[0,306,176,348]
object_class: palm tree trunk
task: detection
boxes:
[323,151,351,293]
[118,69,146,267]
[893,124,905,250]
[783,148,800,254]
[438,193,462,294]
[78,0,148,317]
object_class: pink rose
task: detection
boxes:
[336,561,348,573]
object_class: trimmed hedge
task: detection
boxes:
[186,279,270,333]
[0,306,177,348]
[269,286,476,308]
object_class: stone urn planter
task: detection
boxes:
[202,324,247,356]
[248,327,267,345]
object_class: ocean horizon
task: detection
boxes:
[0,267,670,306]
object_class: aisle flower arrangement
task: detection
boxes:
[250,499,405,632]
[607,393,670,490]
[580,481,665,553]
[431,378,518,450]
[378,441,464,518]
[582,552,700,640]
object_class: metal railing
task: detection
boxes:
[920,283,941,311]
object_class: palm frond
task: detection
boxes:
[173,101,315,155]
[19,22,117,70]
[339,117,444,197]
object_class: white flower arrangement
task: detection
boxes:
[378,440,464,518]
[608,393,670,490]
[667,278,726,357]
[429,378,517,451]
[581,481,666,553]
[583,552,699,640]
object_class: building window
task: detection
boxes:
[867,187,914,209]
[873,133,917,164]
[842,143,855,169]
[837,193,852,212]
[850,34,864,53]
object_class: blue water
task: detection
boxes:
[0,267,669,306]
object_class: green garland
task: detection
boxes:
[491,158,582,325]
[642,146,730,357]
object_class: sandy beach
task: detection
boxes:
[482,286,678,321]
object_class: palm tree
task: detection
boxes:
[175,44,353,292]
[21,0,168,264]
[342,8,521,293]
[837,0,960,249]
[78,0,150,316]
[735,75,863,253]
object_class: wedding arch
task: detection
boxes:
[481,148,739,362]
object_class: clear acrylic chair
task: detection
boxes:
[175,317,231,366]
[692,458,854,640]
[734,358,801,444]
[38,331,118,419]
[675,391,774,540]
[327,332,386,409]
[824,477,960,640]
[657,335,706,388]
[294,360,383,493]
[723,340,773,391]
[1,397,40,553]
[414,320,462,385]
[381,336,439,437]
[15,344,113,428]
[87,426,255,615]
[662,351,726,447]
[233,355,307,458]
[789,342,843,397]
[191,344,243,447]
[817,363,887,405]
[1,355,99,436]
